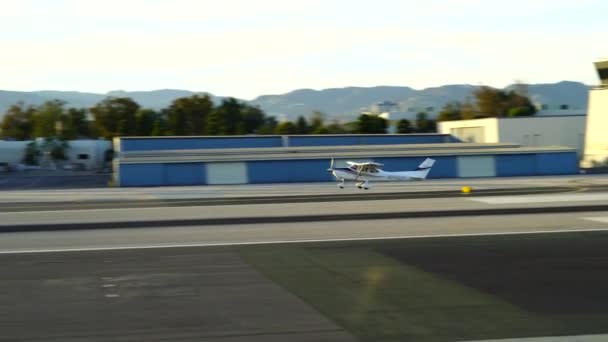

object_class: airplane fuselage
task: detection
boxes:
[328,158,435,189]
[332,168,419,182]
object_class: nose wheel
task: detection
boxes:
[337,179,345,189]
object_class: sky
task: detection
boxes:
[0,0,606,99]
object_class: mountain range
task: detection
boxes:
[0,81,590,121]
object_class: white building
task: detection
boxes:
[582,59,608,167]
[65,139,112,170]
[536,108,586,116]
[0,139,111,171]
[438,115,586,157]
[0,141,31,164]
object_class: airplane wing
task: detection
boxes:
[345,161,384,167]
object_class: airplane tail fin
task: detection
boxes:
[414,158,435,179]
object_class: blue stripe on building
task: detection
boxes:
[536,152,578,175]
[119,164,164,186]
[164,163,206,186]
[495,154,537,177]
[120,136,283,152]
[247,159,334,183]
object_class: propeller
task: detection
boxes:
[327,158,334,172]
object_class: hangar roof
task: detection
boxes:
[117,143,575,164]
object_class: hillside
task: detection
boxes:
[0,81,590,120]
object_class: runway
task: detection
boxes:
[3,185,608,233]
[4,176,608,341]
[3,226,608,341]
[0,174,607,209]
[1,210,608,253]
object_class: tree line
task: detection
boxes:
[0,96,275,140]
[0,95,440,140]
[437,86,537,122]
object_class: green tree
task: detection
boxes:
[472,87,536,118]
[65,108,90,139]
[49,139,69,160]
[88,121,101,139]
[206,109,225,135]
[257,116,278,135]
[40,137,69,162]
[135,109,158,136]
[22,141,41,165]
[310,111,326,133]
[415,112,437,133]
[326,120,347,134]
[473,86,504,117]
[275,121,298,134]
[241,106,266,134]
[437,102,462,122]
[0,103,35,140]
[460,100,478,120]
[396,119,413,133]
[213,98,244,135]
[342,121,358,133]
[314,126,330,134]
[355,114,387,134]
[33,100,68,138]
[151,114,169,136]
[295,116,309,134]
[507,106,534,117]
[166,94,214,135]
[505,90,536,116]
[90,97,139,138]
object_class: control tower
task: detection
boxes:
[582,59,608,167]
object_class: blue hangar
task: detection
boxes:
[112,134,579,187]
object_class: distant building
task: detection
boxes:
[370,100,399,114]
[534,103,586,116]
[438,115,586,157]
[405,106,438,118]
[582,59,608,166]
[0,139,111,171]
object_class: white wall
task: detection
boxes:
[65,140,112,170]
[583,88,608,166]
[439,116,586,156]
[206,162,248,184]
[0,139,111,170]
[457,156,496,177]
[0,141,31,164]
[497,116,586,156]
[438,118,499,143]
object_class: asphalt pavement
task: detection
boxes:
[0,247,354,342]
[3,175,608,341]
[4,230,608,341]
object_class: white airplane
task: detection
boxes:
[327,158,436,189]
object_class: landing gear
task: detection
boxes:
[356,181,370,190]
[337,179,345,189]
[362,181,370,190]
